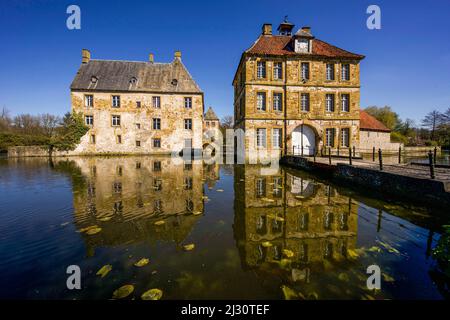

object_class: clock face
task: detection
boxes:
[295,39,310,53]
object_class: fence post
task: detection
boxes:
[372,147,375,162]
[398,146,401,164]
[353,145,356,157]
[434,147,437,165]
[328,147,332,165]
[337,146,340,157]
[293,145,295,155]
[378,148,383,171]
[349,147,352,165]
[313,148,316,163]
[321,147,323,157]
[428,150,435,179]
[301,146,304,157]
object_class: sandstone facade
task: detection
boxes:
[233,20,365,157]
[70,50,204,155]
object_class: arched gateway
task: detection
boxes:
[292,125,316,156]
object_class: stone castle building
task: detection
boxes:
[70,50,204,155]
[233,20,365,156]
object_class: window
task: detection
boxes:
[85,95,94,107]
[90,134,96,144]
[136,123,141,130]
[341,94,350,112]
[326,63,335,80]
[184,97,192,109]
[184,139,192,148]
[273,93,282,112]
[112,95,120,108]
[136,101,141,108]
[153,96,161,108]
[85,115,93,126]
[153,138,161,148]
[256,178,266,198]
[340,128,350,147]
[341,64,350,81]
[184,119,192,130]
[325,94,335,112]
[273,62,282,79]
[272,128,282,149]
[256,92,266,111]
[325,128,335,147]
[257,61,266,78]
[273,177,282,197]
[153,118,161,130]
[153,161,161,172]
[154,179,162,191]
[301,62,310,80]
[256,128,267,148]
[116,135,122,144]
[211,121,216,127]
[136,140,141,147]
[112,115,121,126]
[300,93,310,111]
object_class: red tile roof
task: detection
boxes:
[246,35,364,59]
[360,110,391,132]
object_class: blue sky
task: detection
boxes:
[1,0,449,124]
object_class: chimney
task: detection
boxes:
[301,26,311,34]
[262,23,272,35]
[82,49,90,64]
[174,50,182,60]
[149,53,154,63]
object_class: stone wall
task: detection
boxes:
[71,91,203,154]
[359,130,402,152]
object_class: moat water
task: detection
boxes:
[0,156,449,299]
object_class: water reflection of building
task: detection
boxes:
[63,157,205,255]
[233,164,358,282]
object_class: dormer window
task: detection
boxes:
[171,79,178,86]
[91,76,98,84]
[130,77,138,85]
[295,38,311,53]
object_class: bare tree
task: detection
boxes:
[220,115,234,129]
[39,113,61,137]
[0,107,12,131]
[421,110,442,141]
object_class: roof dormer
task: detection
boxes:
[277,17,294,36]
[294,27,314,54]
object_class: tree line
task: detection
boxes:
[364,106,450,148]
[0,107,88,154]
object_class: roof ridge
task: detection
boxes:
[90,59,170,65]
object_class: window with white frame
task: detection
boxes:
[341,64,350,81]
[273,62,282,80]
[326,63,335,81]
[153,138,161,148]
[153,96,161,108]
[85,115,93,126]
[340,128,350,147]
[184,118,192,130]
[256,128,267,147]
[273,93,282,112]
[184,97,192,109]
[112,95,120,108]
[111,115,121,126]
[153,118,161,130]
[325,128,335,147]
[256,92,266,111]
[85,95,94,107]
[301,62,310,80]
[300,93,310,111]
[325,94,335,112]
[341,94,350,112]
[272,128,282,148]
[256,178,266,198]
[257,61,266,78]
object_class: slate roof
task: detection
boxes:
[204,107,219,120]
[360,110,391,132]
[70,59,202,93]
[246,35,364,59]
